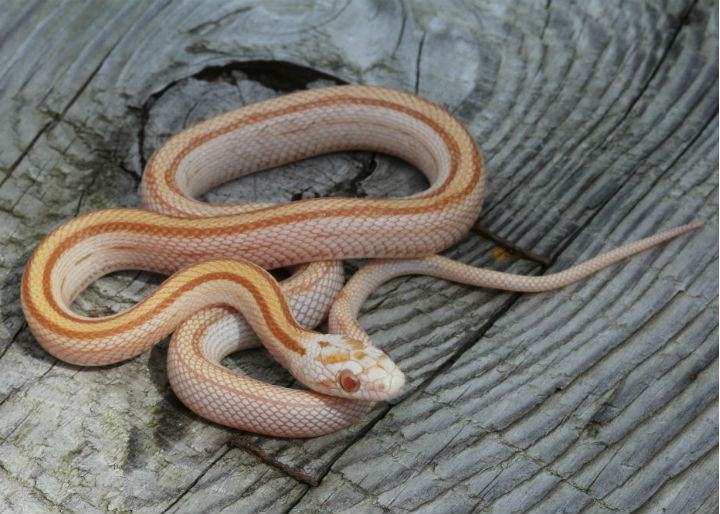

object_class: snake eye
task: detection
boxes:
[337,369,361,393]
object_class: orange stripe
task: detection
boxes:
[25,259,306,355]
[146,93,481,214]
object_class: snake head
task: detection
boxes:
[301,334,405,401]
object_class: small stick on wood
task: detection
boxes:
[472,224,553,267]
[229,438,320,487]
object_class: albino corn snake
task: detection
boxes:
[20,85,700,437]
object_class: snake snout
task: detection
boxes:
[309,335,405,401]
[364,353,405,399]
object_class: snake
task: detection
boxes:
[20,85,700,438]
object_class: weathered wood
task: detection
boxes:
[0,1,716,513]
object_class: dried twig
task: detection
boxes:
[229,438,320,487]
[472,224,552,267]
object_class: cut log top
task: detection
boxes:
[0,1,716,513]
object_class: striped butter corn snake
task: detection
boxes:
[20,85,700,437]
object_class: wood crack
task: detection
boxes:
[414,32,426,94]
[160,447,233,514]
[607,0,701,138]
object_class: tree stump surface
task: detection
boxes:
[0,1,716,513]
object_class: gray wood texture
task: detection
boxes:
[0,1,716,513]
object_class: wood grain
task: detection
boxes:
[0,1,716,513]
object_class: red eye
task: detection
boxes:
[337,369,360,393]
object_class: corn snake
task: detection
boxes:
[20,85,700,437]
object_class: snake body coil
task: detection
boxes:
[21,86,699,437]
